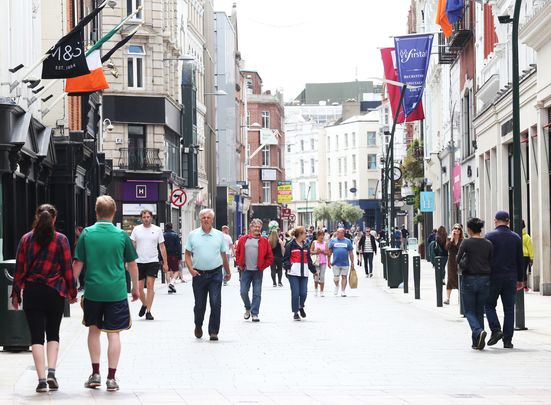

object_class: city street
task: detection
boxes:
[2,255,551,404]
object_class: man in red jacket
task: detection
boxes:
[235,218,274,322]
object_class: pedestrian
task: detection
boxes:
[11,204,77,393]
[310,230,328,296]
[73,195,139,391]
[392,227,402,249]
[75,226,85,291]
[327,227,355,297]
[401,225,410,250]
[435,226,449,283]
[427,229,437,246]
[521,220,534,292]
[235,218,273,322]
[221,225,235,286]
[130,209,168,320]
[444,223,463,305]
[283,226,316,320]
[163,223,183,294]
[184,208,231,341]
[268,228,285,287]
[353,231,362,267]
[359,227,377,278]
[484,211,524,349]
[456,217,493,350]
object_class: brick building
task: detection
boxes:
[242,70,285,227]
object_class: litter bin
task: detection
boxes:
[385,248,403,288]
[0,260,31,351]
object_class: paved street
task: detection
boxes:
[2,255,551,404]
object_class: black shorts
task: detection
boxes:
[82,298,131,332]
[138,262,159,280]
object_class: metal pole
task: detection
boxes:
[512,0,527,330]
[402,252,409,293]
[413,255,421,299]
[435,256,444,307]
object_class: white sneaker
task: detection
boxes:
[244,309,251,320]
[334,286,339,296]
[314,289,318,297]
[320,291,325,297]
[341,291,347,297]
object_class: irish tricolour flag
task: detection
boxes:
[64,49,108,93]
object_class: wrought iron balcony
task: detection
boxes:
[448,2,473,50]
[118,147,162,171]
[438,32,457,64]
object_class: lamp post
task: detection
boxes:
[305,185,312,227]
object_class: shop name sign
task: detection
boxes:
[123,181,159,202]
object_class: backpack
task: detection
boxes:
[427,240,436,265]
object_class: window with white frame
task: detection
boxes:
[246,111,250,127]
[127,0,143,20]
[309,181,317,200]
[310,158,315,174]
[300,159,304,174]
[262,111,270,128]
[344,133,348,148]
[262,145,270,166]
[262,181,271,203]
[352,179,357,193]
[127,45,145,88]
[246,144,250,163]
[326,135,330,150]
[327,158,331,172]
[300,139,304,151]
[336,134,339,149]
[339,182,342,199]
[368,179,378,198]
[300,183,306,200]
[310,138,315,150]
[338,158,342,175]
[344,181,348,198]
[352,154,356,172]
[287,144,291,153]
[352,132,356,147]
[367,154,377,170]
[328,182,332,200]
[367,131,377,146]
[344,157,347,173]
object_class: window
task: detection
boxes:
[127,0,143,20]
[326,135,330,150]
[262,145,270,166]
[462,89,473,158]
[262,181,271,203]
[367,131,377,146]
[338,158,342,175]
[246,79,253,94]
[246,111,250,127]
[127,45,145,88]
[300,139,304,151]
[352,132,356,147]
[309,181,317,200]
[352,180,357,194]
[352,155,356,172]
[336,134,339,149]
[300,159,304,174]
[327,158,331,172]
[368,179,378,198]
[345,133,349,148]
[367,154,377,170]
[328,182,332,200]
[310,138,315,150]
[344,181,348,198]
[339,182,342,199]
[287,144,291,153]
[246,144,250,163]
[300,183,306,200]
[262,111,270,128]
[128,124,145,169]
[310,158,315,174]
[344,157,347,173]
[164,133,179,174]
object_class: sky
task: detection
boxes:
[214,0,412,101]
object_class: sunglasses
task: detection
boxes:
[453,227,461,230]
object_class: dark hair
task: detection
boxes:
[165,223,173,230]
[522,219,526,229]
[436,226,447,246]
[32,204,57,246]
[140,209,153,217]
[467,217,485,234]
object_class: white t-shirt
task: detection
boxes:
[223,233,233,256]
[130,224,165,263]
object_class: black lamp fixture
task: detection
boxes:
[498,15,513,24]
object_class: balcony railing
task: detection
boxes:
[448,1,473,49]
[438,32,457,64]
[118,147,162,171]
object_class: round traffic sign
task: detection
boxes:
[288,214,296,221]
[170,188,187,207]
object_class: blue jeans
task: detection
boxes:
[240,270,263,316]
[484,276,517,343]
[288,275,308,313]
[192,268,223,334]
[362,252,374,275]
[461,275,490,346]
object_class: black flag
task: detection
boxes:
[41,3,105,79]
[101,29,138,63]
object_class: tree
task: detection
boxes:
[313,203,331,222]
[326,201,364,224]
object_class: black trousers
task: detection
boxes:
[362,252,374,275]
[271,257,283,284]
[23,283,65,345]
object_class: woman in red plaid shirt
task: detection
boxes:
[11,204,77,393]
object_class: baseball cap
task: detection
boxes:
[494,210,510,221]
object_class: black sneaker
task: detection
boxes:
[487,331,503,346]
[278,282,283,287]
[169,284,176,293]
[47,375,59,391]
[503,341,514,349]
[138,305,146,317]
[476,330,487,350]
[145,311,154,320]
[293,312,301,321]
[209,334,219,341]
[36,381,48,393]
[299,308,306,318]
[273,283,277,287]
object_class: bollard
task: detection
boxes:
[515,288,527,330]
[381,247,388,280]
[413,256,421,299]
[402,252,409,294]
[435,256,445,307]
[458,273,464,316]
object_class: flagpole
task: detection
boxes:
[41,93,67,119]
[28,80,58,106]
[8,0,111,93]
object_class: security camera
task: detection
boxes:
[103,118,114,132]
[106,123,114,132]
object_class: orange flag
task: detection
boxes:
[436,0,453,38]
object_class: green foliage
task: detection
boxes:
[313,203,331,221]
[323,201,364,223]
[401,139,424,183]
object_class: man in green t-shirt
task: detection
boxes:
[73,195,139,392]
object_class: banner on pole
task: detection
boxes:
[393,34,434,119]
[380,48,425,123]
[420,192,435,212]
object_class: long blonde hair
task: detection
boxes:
[268,229,279,248]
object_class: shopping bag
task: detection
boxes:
[349,268,358,289]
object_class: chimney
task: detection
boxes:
[342,99,360,120]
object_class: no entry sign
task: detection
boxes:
[170,188,187,207]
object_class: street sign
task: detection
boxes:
[170,188,187,208]
[405,195,415,205]
[420,191,435,212]
[288,214,296,221]
[281,208,291,218]
[395,210,408,217]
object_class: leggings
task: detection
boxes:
[271,257,283,284]
[23,283,65,345]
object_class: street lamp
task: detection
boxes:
[305,185,312,227]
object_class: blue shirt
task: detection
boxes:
[163,231,182,257]
[329,237,353,266]
[485,225,523,281]
[185,227,225,270]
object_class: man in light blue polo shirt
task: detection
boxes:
[184,208,231,341]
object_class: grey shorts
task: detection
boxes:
[332,265,349,277]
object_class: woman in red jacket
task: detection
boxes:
[283,226,317,321]
[235,218,273,322]
[11,204,77,393]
